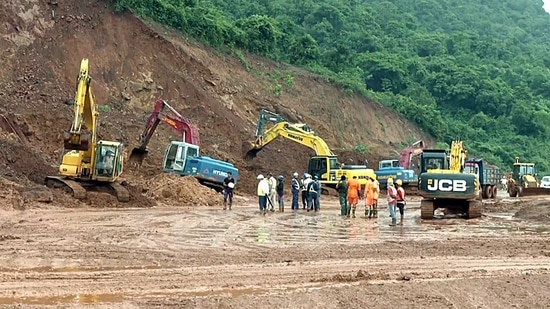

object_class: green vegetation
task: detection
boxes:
[113,0,550,172]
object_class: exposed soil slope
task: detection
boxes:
[0,0,433,205]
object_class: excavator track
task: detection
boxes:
[45,176,130,202]
[468,200,483,219]
[420,199,434,220]
[45,176,87,200]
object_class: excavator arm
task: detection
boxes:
[129,99,200,165]
[449,140,467,172]
[62,58,98,153]
[244,121,334,159]
[398,140,426,169]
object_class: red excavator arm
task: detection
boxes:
[399,140,426,169]
[129,99,199,165]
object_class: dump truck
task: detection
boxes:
[463,158,501,199]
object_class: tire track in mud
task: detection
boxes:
[0,256,549,303]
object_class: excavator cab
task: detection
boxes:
[93,141,124,181]
[162,141,200,172]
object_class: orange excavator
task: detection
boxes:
[129,99,200,165]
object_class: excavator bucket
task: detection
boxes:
[63,130,91,151]
[128,147,148,165]
[242,140,261,160]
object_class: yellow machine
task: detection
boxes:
[244,109,374,191]
[507,157,550,197]
[45,59,129,202]
[418,140,481,219]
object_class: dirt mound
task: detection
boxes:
[0,138,56,185]
[143,174,222,206]
[514,200,550,222]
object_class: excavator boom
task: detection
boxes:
[62,58,97,152]
[129,99,200,165]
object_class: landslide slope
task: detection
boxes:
[0,0,433,203]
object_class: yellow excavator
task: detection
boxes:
[45,58,129,202]
[418,140,481,219]
[243,109,375,191]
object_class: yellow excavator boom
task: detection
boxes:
[245,121,334,158]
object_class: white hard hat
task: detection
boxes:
[293,172,299,177]
[257,174,264,180]
[228,182,235,189]
[306,174,311,178]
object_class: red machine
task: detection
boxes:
[129,99,200,165]
[398,140,425,173]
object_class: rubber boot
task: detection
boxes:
[352,206,356,218]
[346,205,351,218]
[399,216,403,225]
[368,207,373,218]
[229,202,232,210]
[364,208,370,218]
[223,201,227,210]
[279,205,284,212]
[390,218,397,226]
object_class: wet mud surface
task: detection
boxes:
[0,191,549,308]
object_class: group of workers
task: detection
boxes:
[247,171,407,226]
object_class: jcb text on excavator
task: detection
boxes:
[243,109,375,193]
[45,58,130,202]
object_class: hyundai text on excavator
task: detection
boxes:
[507,157,550,197]
[375,140,425,195]
[45,58,129,202]
[243,109,375,191]
[418,140,481,220]
[129,99,238,191]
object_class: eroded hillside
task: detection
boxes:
[0,0,433,206]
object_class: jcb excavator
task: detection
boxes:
[244,109,374,190]
[418,140,481,220]
[507,157,550,197]
[129,99,238,191]
[45,59,129,202]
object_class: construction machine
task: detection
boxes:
[375,140,425,195]
[507,157,550,197]
[45,58,129,202]
[130,99,238,191]
[463,158,501,199]
[243,109,374,191]
[418,140,481,220]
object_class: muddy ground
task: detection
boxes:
[0,190,549,308]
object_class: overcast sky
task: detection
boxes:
[544,0,550,13]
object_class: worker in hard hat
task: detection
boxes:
[257,174,270,215]
[276,175,285,212]
[222,171,235,210]
[347,175,361,218]
[336,175,348,216]
[395,179,406,225]
[291,172,300,210]
[301,173,311,210]
[267,172,277,212]
[306,175,321,211]
[363,173,375,218]
[372,174,380,218]
[386,177,398,226]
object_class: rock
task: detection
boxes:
[19,186,53,203]
[129,81,145,93]
[121,91,131,100]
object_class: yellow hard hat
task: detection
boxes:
[387,177,394,184]
[396,179,403,186]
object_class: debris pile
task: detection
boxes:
[514,200,550,222]
[143,174,221,206]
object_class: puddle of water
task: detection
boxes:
[0,293,124,305]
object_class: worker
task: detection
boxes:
[347,175,361,218]
[307,175,321,211]
[291,172,300,210]
[267,172,277,212]
[276,175,285,212]
[336,175,348,216]
[257,174,269,215]
[103,150,115,175]
[300,173,309,209]
[372,175,380,218]
[222,171,235,210]
[386,177,398,226]
[395,179,406,224]
[501,176,507,191]
[363,174,374,218]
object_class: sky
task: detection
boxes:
[544,0,550,13]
